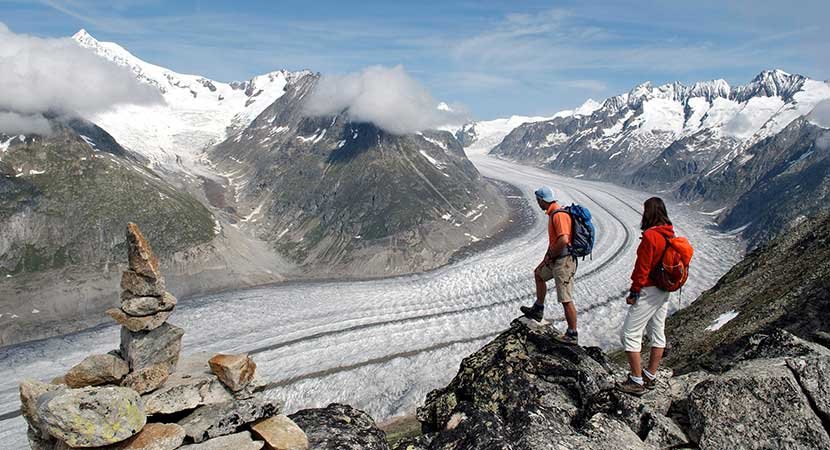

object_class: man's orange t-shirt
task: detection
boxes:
[546,202,572,255]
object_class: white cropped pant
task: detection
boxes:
[621,286,670,352]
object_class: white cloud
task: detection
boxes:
[0,23,162,134]
[808,98,830,129]
[304,65,467,135]
[0,112,52,135]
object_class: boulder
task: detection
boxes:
[141,354,232,415]
[250,415,309,450]
[121,270,165,297]
[64,353,130,388]
[121,293,177,317]
[84,423,186,450]
[290,403,388,450]
[178,431,264,450]
[208,353,256,392]
[120,322,184,371]
[688,358,830,449]
[125,222,161,280]
[108,307,173,332]
[786,356,830,420]
[36,386,146,447]
[121,363,170,395]
[20,379,65,438]
[178,396,281,443]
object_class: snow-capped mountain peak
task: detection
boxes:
[70,30,309,170]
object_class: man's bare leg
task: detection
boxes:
[562,302,577,332]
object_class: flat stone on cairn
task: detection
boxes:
[64,353,129,388]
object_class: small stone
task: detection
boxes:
[251,415,309,450]
[120,322,184,372]
[121,363,170,395]
[178,396,281,443]
[122,292,177,317]
[179,431,264,450]
[64,353,130,388]
[121,270,165,297]
[142,353,232,415]
[107,423,186,450]
[50,376,66,385]
[126,223,161,279]
[108,307,173,332]
[36,386,146,447]
[208,353,257,392]
[19,379,65,438]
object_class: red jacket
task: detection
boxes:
[630,224,675,293]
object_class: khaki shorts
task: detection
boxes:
[537,256,577,303]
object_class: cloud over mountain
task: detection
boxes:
[0,23,161,134]
[304,65,466,135]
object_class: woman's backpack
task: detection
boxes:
[651,235,694,292]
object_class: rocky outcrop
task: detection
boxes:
[289,403,389,450]
[398,317,830,450]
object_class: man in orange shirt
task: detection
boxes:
[520,186,579,344]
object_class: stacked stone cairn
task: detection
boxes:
[19,223,311,450]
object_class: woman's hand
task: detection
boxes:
[626,290,640,305]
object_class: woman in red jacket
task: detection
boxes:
[617,197,674,396]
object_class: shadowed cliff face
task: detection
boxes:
[210,74,509,277]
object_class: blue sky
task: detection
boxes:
[2,0,828,119]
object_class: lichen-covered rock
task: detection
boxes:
[95,423,186,450]
[125,223,161,280]
[36,386,146,447]
[121,293,176,317]
[251,415,309,450]
[121,270,165,297]
[290,403,389,450]
[19,379,65,438]
[208,353,256,392]
[121,363,170,395]
[178,396,281,443]
[141,354,232,415]
[108,307,173,332]
[120,322,184,371]
[64,353,130,388]
[178,430,264,450]
[688,358,830,449]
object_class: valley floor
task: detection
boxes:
[0,156,744,448]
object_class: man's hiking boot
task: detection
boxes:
[520,304,544,322]
[616,376,646,396]
[554,330,579,346]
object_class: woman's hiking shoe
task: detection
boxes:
[553,330,579,345]
[520,304,544,322]
[643,374,657,390]
[616,376,646,396]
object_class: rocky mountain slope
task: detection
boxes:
[209,73,510,276]
[73,30,310,172]
[0,117,220,345]
[664,212,830,373]
[489,70,830,245]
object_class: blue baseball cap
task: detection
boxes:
[534,186,555,202]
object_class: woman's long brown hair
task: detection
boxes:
[641,197,672,231]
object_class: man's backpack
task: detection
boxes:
[555,204,595,258]
[651,235,694,292]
